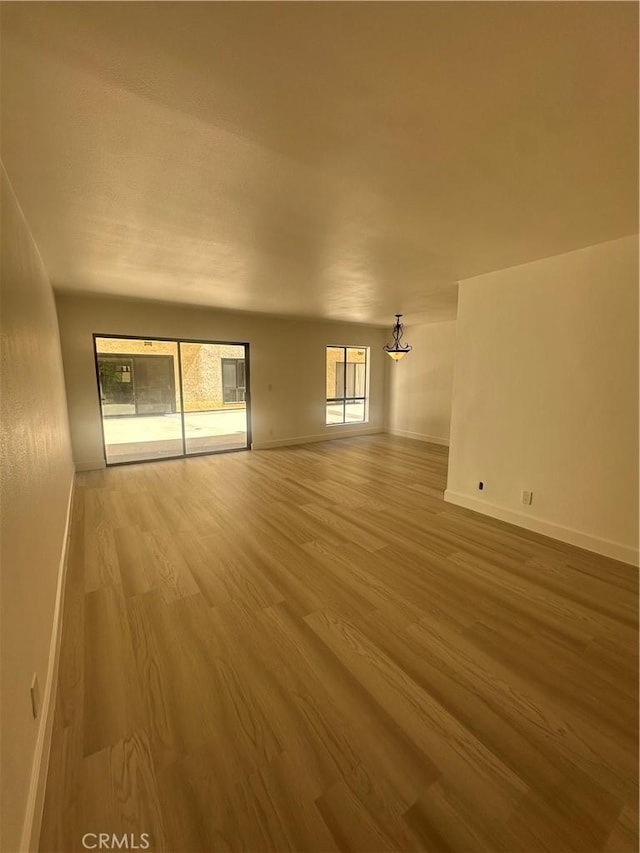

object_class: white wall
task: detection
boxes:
[55,293,388,469]
[0,167,75,851]
[446,235,639,565]
[388,320,456,445]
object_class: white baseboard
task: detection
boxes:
[20,473,75,853]
[252,426,383,451]
[444,489,639,567]
[387,428,450,447]
[75,459,105,471]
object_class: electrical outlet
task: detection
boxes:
[521,490,533,506]
[30,674,40,719]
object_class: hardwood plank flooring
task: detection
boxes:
[39,435,638,853]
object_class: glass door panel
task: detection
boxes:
[98,357,135,416]
[180,342,249,455]
[326,346,346,424]
[96,337,183,464]
[133,356,176,415]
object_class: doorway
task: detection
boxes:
[94,335,251,465]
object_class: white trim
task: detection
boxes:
[20,474,75,853]
[75,459,106,471]
[387,428,450,447]
[252,427,382,450]
[444,489,639,567]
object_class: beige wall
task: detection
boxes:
[55,293,387,468]
[446,235,639,565]
[388,321,456,445]
[0,168,75,851]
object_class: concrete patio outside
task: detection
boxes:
[101,403,366,463]
[102,408,248,463]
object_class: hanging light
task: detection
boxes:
[383,314,412,361]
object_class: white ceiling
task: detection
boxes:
[1,2,637,325]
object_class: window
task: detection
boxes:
[326,346,368,425]
[221,357,246,403]
[336,362,366,398]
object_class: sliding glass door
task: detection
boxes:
[179,342,248,455]
[96,338,183,463]
[94,336,250,465]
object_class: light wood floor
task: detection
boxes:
[40,435,638,853]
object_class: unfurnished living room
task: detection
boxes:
[1,3,638,852]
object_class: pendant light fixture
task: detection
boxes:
[383,314,412,361]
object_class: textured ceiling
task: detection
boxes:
[1,2,637,325]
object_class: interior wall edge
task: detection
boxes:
[444,488,639,567]
[1,163,76,853]
[74,459,107,472]
[387,320,457,448]
[19,475,75,853]
[252,426,383,451]
[445,235,638,563]
[386,428,450,447]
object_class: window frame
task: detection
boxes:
[92,333,252,466]
[325,345,369,426]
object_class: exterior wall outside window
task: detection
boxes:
[325,346,367,399]
[95,338,245,412]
